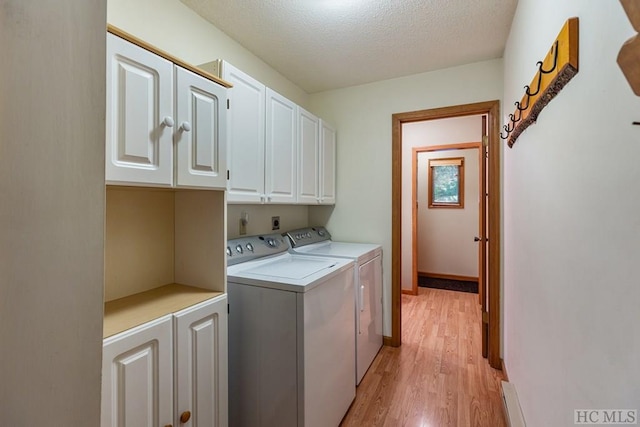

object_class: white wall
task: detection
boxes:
[402,116,482,291]
[309,61,503,335]
[503,1,640,425]
[417,148,480,278]
[107,0,309,107]
[0,1,106,425]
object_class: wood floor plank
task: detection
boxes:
[341,288,506,427]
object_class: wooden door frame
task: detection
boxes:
[390,100,502,369]
[409,142,482,296]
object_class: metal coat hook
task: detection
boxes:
[537,41,559,74]
[501,41,560,140]
[502,18,578,147]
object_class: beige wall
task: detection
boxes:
[416,149,480,278]
[107,0,310,107]
[309,68,502,335]
[227,205,309,239]
[0,0,106,424]
[503,1,640,425]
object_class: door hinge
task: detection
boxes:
[227,303,230,314]
[227,99,230,109]
[482,311,489,324]
[482,135,489,147]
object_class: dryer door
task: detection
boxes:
[357,254,383,384]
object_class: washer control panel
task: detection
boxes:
[285,226,332,248]
[227,233,287,265]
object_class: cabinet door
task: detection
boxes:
[175,67,227,189]
[297,108,320,204]
[265,88,298,204]
[319,120,336,205]
[101,315,173,427]
[223,62,266,203]
[106,33,174,186]
[174,295,228,427]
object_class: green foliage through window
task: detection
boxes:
[432,165,459,203]
[428,157,464,208]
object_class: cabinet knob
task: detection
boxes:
[162,116,175,127]
[164,425,173,427]
[179,121,192,132]
[180,411,192,423]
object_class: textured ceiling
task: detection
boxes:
[181,0,518,93]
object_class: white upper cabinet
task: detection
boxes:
[223,62,266,202]
[298,111,337,205]
[297,108,320,204]
[319,120,336,204]
[216,61,335,205]
[265,88,298,204]
[106,33,174,186]
[175,67,227,189]
[106,33,227,189]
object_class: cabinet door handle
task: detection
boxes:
[180,410,192,423]
[162,116,175,127]
[179,121,192,132]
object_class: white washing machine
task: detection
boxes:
[285,226,383,385]
[226,233,355,427]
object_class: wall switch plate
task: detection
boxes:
[271,216,280,231]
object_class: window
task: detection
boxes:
[428,157,464,208]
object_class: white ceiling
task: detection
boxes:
[181,0,518,93]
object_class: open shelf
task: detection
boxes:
[103,283,224,338]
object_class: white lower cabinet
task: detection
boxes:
[174,296,229,427]
[101,295,228,427]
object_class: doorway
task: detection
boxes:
[390,100,502,369]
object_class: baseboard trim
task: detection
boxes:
[501,381,526,427]
[418,271,479,282]
[402,289,418,296]
[383,336,394,347]
[501,358,509,381]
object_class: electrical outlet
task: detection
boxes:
[239,218,247,235]
[271,216,280,231]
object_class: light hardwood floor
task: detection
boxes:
[340,287,506,427]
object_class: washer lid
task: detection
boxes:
[228,253,354,293]
[243,257,336,280]
[292,241,381,262]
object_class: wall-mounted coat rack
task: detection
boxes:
[618,0,640,101]
[502,18,579,147]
